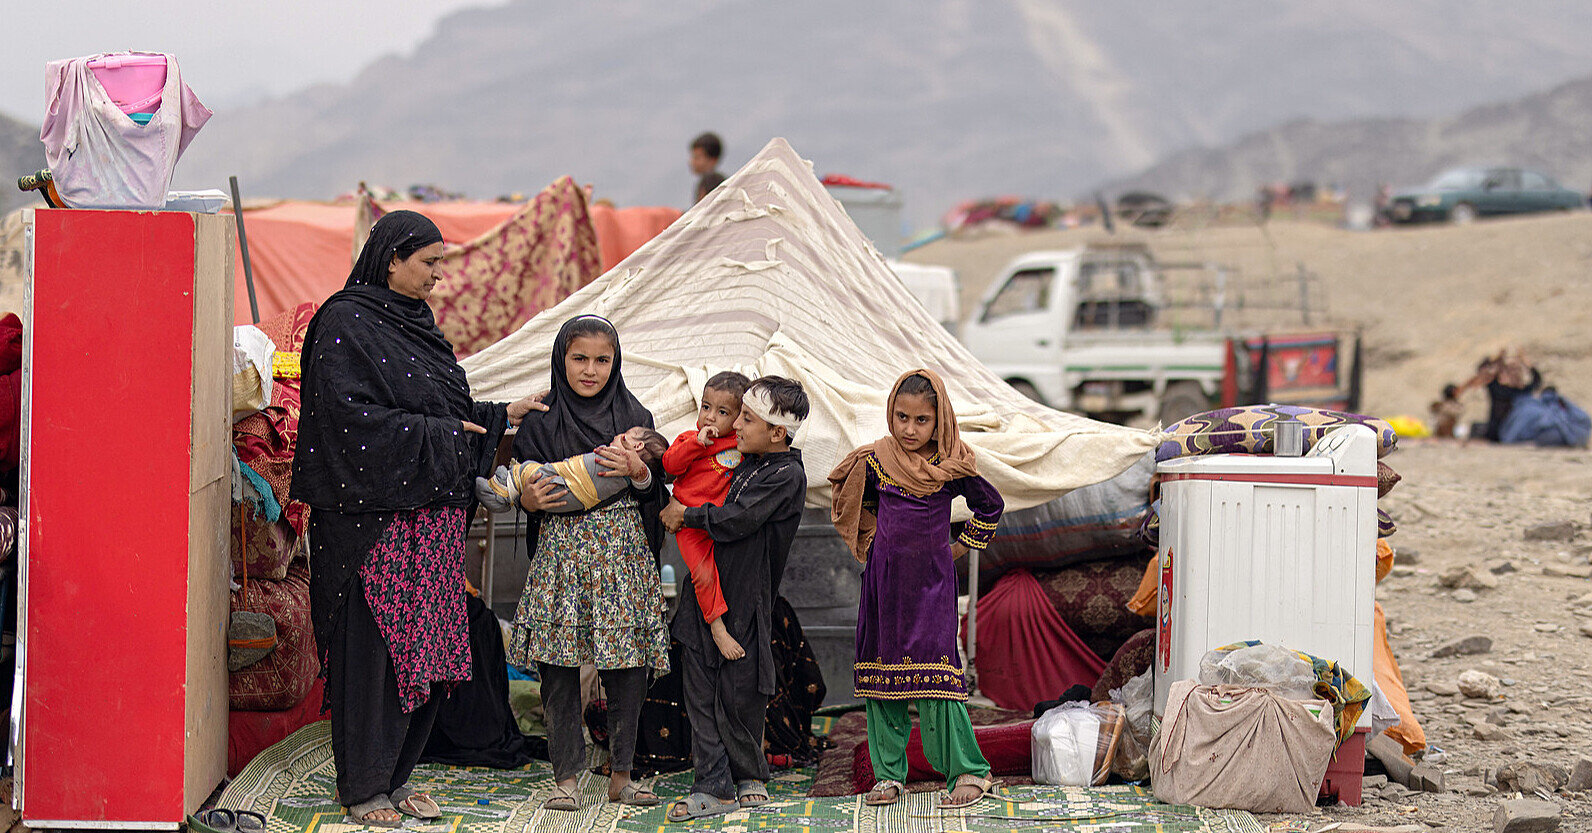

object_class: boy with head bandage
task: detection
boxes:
[659,375,809,822]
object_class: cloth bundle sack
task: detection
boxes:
[977,452,1154,580]
[228,563,315,710]
[1150,680,1336,814]
[230,511,301,581]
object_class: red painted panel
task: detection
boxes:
[25,209,195,823]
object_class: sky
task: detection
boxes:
[2,0,508,122]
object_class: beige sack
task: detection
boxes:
[1150,680,1336,814]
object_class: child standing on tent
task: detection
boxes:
[828,369,1004,809]
[659,376,809,822]
[662,371,753,659]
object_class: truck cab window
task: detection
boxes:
[1075,260,1154,330]
[981,268,1053,322]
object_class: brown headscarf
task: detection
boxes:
[828,368,980,562]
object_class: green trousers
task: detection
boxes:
[865,698,990,787]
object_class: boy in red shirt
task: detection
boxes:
[663,371,751,659]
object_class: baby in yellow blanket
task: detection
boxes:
[475,426,669,514]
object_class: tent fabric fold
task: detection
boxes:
[460,138,1157,509]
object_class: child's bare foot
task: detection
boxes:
[710,618,745,660]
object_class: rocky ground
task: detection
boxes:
[1255,441,1592,832]
[912,214,1592,832]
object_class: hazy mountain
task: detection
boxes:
[1099,74,1592,206]
[162,0,1592,226]
[1,113,45,215]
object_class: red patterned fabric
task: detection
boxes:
[426,177,604,356]
[359,508,471,712]
[1033,556,1154,662]
[231,509,301,581]
[234,303,316,536]
[0,313,22,471]
[973,568,1106,713]
[850,717,1035,790]
[226,679,325,776]
[229,562,316,711]
[1091,628,1155,702]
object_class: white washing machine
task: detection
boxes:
[1152,425,1378,726]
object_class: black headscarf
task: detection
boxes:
[346,209,445,287]
[292,209,505,513]
[512,315,664,554]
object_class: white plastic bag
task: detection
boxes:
[1198,643,1317,701]
[1031,700,1125,786]
[41,52,212,209]
[232,325,277,422]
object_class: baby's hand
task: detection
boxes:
[696,426,719,446]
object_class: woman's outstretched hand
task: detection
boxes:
[596,443,647,480]
[506,389,551,426]
[518,471,568,512]
[461,420,487,434]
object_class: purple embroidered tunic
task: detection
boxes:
[853,454,1003,701]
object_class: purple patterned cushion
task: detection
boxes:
[1156,405,1397,462]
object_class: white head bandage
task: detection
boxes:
[741,386,805,437]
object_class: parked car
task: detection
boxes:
[1386,167,1584,224]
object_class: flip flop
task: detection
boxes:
[863,779,905,806]
[939,773,995,810]
[611,781,661,806]
[188,809,268,833]
[736,779,769,808]
[390,785,442,819]
[344,795,402,828]
[542,783,579,812]
[665,792,739,823]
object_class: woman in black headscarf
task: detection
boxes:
[506,315,669,811]
[292,210,540,827]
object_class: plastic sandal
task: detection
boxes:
[939,773,995,809]
[344,795,402,828]
[390,785,442,819]
[542,784,579,812]
[863,780,905,806]
[665,792,739,823]
[612,781,661,806]
[736,779,769,807]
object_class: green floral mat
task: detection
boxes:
[218,720,1262,833]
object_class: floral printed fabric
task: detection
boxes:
[358,507,471,712]
[507,500,669,674]
[425,176,603,356]
[233,302,318,536]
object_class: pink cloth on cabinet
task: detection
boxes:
[41,52,212,208]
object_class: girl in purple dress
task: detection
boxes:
[828,369,1004,809]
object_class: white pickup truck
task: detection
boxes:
[960,243,1358,423]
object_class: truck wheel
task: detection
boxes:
[1157,382,1210,425]
[1007,380,1044,406]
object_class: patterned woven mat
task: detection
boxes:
[218,720,1263,833]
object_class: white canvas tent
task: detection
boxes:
[462,138,1157,510]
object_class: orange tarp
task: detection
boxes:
[229,198,678,326]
